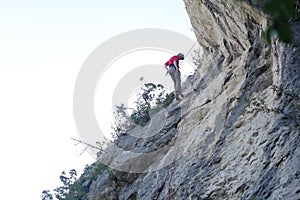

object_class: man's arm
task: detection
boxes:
[164,63,169,76]
[164,63,168,71]
[173,59,179,71]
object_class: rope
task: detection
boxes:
[185,41,197,60]
[167,41,198,200]
[167,124,183,199]
[181,41,198,79]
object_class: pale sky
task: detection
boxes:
[0,0,196,199]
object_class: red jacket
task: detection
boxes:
[165,55,180,67]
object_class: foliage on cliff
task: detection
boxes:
[248,0,299,43]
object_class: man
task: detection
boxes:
[164,53,185,101]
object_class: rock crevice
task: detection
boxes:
[82,1,300,199]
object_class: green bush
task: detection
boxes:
[41,169,87,200]
[112,83,173,135]
[249,0,299,43]
[41,163,114,200]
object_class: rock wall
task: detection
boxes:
[84,1,300,199]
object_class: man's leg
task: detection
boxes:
[168,68,177,93]
[168,67,181,100]
[174,71,182,99]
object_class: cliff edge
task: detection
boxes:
[82,1,300,199]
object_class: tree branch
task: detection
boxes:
[70,137,102,151]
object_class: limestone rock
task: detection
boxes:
[83,1,300,199]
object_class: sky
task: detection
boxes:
[0,0,196,199]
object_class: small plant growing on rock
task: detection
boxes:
[130,83,172,126]
[112,83,173,137]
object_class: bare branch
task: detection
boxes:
[70,137,102,151]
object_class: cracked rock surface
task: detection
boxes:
[82,1,300,199]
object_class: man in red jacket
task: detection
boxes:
[164,53,185,101]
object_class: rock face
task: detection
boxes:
[84,1,300,199]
